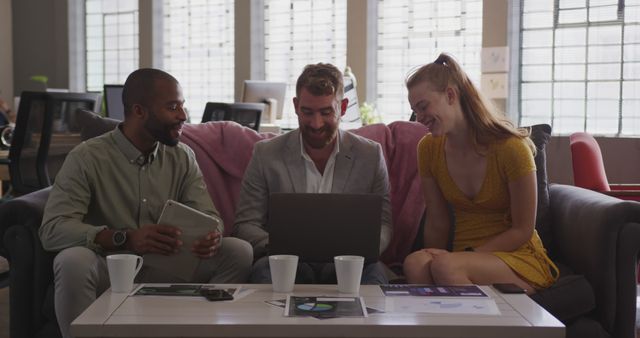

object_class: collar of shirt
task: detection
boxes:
[298,131,340,165]
[112,125,160,166]
[299,132,340,193]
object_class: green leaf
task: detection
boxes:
[30,75,48,84]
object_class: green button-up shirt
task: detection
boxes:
[39,126,219,252]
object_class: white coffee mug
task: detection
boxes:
[269,254,298,293]
[107,254,143,293]
[334,255,364,294]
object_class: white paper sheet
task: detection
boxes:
[387,297,501,315]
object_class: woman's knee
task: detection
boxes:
[429,254,459,281]
[403,251,430,274]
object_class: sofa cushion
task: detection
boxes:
[528,124,555,256]
[180,121,429,266]
[530,261,596,327]
[530,273,596,323]
[75,109,119,141]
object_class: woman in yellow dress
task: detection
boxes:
[402,53,558,294]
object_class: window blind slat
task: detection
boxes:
[376,0,482,123]
[85,0,139,92]
[264,0,347,128]
[520,0,640,135]
[163,0,235,123]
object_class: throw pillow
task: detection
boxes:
[75,109,119,141]
[528,124,555,257]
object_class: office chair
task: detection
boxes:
[9,91,99,195]
[201,102,230,123]
[202,102,264,131]
[569,132,640,201]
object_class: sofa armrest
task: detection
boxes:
[0,187,55,338]
[549,184,640,338]
[0,186,51,256]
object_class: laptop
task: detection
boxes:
[267,193,382,264]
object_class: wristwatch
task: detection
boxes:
[112,230,127,248]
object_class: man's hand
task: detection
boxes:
[192,231,221,258]
[127,224,182,255]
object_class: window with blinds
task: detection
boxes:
[163,0,235,123]
[264,0,347,128]
[520,0,640,135]
[376,0,483,123]
[85,0,139,92]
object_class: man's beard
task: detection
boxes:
[300,124,338,149]
[144,110,180,146]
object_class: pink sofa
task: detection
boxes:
[180,121,428,267]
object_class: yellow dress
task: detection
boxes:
[417,134,558,289]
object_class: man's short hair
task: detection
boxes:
[122,68,178,116]
[295,63,344,100]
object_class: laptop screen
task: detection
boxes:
[267,193,382,263]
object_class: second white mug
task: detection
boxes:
[107,254,143,293]
[334,255,364,294]
[269,254,298,293]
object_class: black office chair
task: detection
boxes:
[202,102,264,131]
[9,91,99,195]
[201,102,230,123]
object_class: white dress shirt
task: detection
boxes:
[300,133,340,193]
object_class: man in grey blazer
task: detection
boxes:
[232,63,392,284]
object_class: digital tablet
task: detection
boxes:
[144,200,222,281]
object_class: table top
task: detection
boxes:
[71,284,564,338]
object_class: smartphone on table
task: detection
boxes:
[200,288,234,301]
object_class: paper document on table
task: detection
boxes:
[143,200,221,281]
[285,296,368,319]
[380,284,488,297]
[387,297,501,315]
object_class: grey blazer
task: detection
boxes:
[232,129,392,259]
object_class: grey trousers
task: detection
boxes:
[53,237,252,338]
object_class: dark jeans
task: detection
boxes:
[250,256,388,284]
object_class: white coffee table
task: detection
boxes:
[71,284,564,338]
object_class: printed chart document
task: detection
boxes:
[386,297,501,315]
[266,298,384,314]
[381,284,499,316]
[284,296,368,319]
[134,284,203,296]
[132,284,236,297]
[143,200,221,281]
[380,284,488,297]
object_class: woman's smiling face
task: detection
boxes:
[408,81,456,136]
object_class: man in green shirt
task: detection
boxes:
[39,68,253,338]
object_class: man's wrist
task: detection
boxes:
[123,229,134,251]
[94,228,131,251]
[94,228,113,250]
[112,229,127,248]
